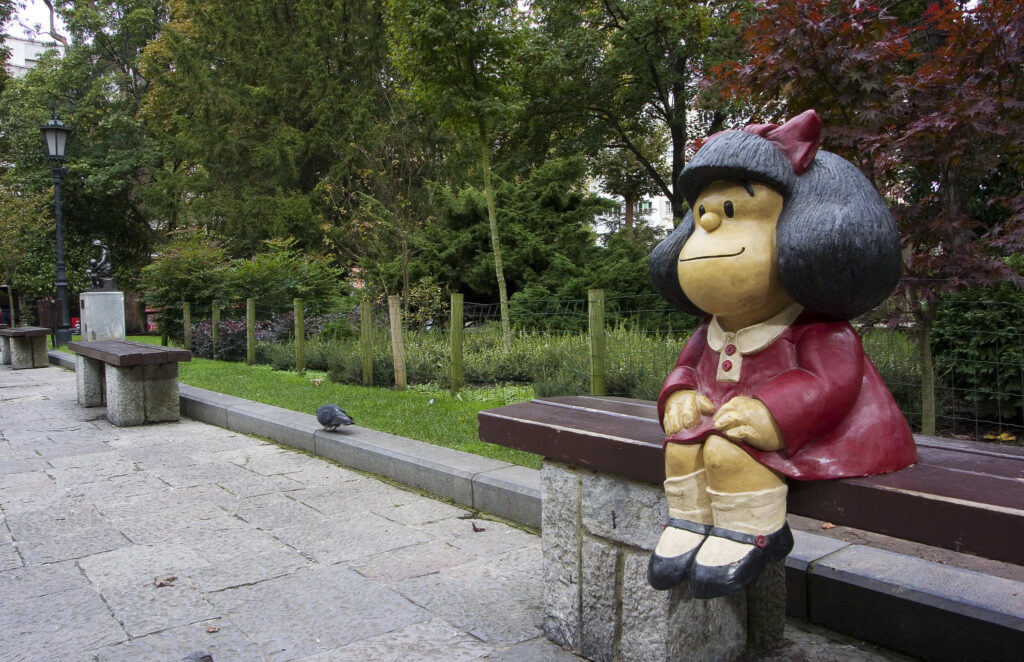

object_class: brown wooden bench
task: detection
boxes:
[0,326,51,369]
[479,395,1024,565]
[68,340,192,426]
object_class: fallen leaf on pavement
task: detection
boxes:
[153,575,177,587]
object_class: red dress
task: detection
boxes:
[657,310,917,481]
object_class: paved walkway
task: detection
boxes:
[1,364,907,661]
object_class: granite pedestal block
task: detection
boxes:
[542,460,751,662]
[79,291,126,341]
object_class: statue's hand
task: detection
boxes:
[663,390,714,435]
[713,396,784,451]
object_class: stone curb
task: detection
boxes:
[46,351,1024,657]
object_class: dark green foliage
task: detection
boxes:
[417,156,668,304]
[931,279,1024,425]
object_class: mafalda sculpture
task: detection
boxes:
[647,109,917,599]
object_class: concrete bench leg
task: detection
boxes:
[104,364,146,426]
[143,363,180,423]
[10,336,48,369]
[0,336,9,365]
[104,363,181,426]
[75,355,105,407]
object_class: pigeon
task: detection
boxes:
[316,404,354,431]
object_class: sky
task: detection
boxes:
[9,0,66,40]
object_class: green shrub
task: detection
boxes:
[860,327,922,429]
[931,282,1024,425]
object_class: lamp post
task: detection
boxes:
[40,112,72,346]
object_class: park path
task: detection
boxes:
[0,363,907,661]
[0,364,578,662]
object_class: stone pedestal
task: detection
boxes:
[79,291,125,341]
[543,460,778,662]
[0,336,9,365]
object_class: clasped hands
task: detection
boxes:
[662,390,784,451]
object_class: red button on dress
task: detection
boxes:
[721,360,733,372]
[725,344,736,355]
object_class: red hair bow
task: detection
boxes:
[743,109,822,176]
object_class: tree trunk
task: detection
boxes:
[477,118,511,349]
[401,234,410,314]
[623,193,635,241]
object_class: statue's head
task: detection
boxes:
[650,110,903,322]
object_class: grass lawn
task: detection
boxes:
[64,335,542,468]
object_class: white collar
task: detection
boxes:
[707,303,804,354]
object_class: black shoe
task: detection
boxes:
[691,523,794,599]
[647,518,712,591]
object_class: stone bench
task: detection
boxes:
[68,340,192,426]
[0,326,51,369]
[478,395,1024,660]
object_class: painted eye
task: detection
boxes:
[724,201,734,218]
[698,205,706,217]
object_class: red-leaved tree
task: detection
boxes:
[706,0,1024,433]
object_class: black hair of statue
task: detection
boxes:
[649,134,902,320]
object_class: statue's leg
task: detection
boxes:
[648,442,712,590]
[691,435,792,599]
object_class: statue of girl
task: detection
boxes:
[647,109,917,598]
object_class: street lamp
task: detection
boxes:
[40,112,72,346]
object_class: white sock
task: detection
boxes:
[695,485,788,567]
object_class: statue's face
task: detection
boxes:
[677,181,791,329]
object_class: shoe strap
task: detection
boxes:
[708,525,783,549]
[666,518,712,536]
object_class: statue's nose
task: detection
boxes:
[698,211,721,232]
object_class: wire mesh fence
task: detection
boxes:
[166,287,1024,443]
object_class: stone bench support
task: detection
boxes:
[541,460,783,661]
[0,327,50,369]
[69,340,191,427]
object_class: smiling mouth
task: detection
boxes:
[678,247,746,262]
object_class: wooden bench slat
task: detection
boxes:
[68,340,191,367]
[540,395,661,420]
[913,445,1024,482]
[478,396,1024,564]
[0,326,51,337]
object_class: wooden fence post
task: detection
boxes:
[211,299,220,357]
[246,298,256,365]
[589,289,606,397]
[388,294,406,390]
[450,293,464,394]
[182,301,191,351]
[360,299,373,386]
[294,298,305,373]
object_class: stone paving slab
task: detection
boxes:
[0,361,916,661]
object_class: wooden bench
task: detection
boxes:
[0,326,51,369]
[68,340,192,426]
[478,395,1024,565]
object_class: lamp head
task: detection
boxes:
[40,112,71,162]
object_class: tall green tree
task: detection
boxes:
[386,0,525,348]
[525,0,749,219]
[141,0,391,255]
[592,129,669,240]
